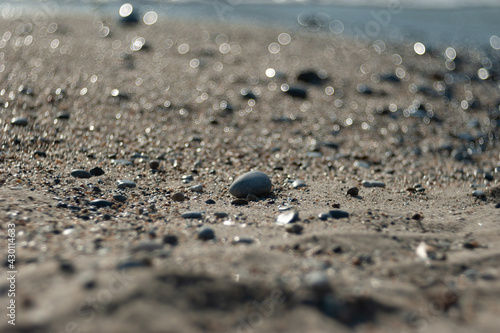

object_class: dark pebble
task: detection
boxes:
[59,261,76,274]
[56,112,70,119]
[347,187,359,197]
[241,89,257,100]
[496,203,500,209]
[318,212,331,220]
[163,234,178,246]
[70,169,92,179]
[285,223,303,234]
[329,210,349,219]
[214,212,228,219]
[116,180,136,189]
[182,175,194,183]
[181,211,204,219]
[33,151,46,157]
[89,167,105,176]
[57,202,68,209]
[11,117,28,126]
[357,84,373,95]
[297,70,326,85]
[229,171,272,198]
[149,160,160,170]
[231,199,248,206]
[171,192,185,202]
[205,199,216,204]
[285,87,307,99]
[197,227,215,241]
[113,194,127,202]
[130,242,164,253]
[90,199,114,208]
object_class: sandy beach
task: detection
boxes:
[1,8,500,333]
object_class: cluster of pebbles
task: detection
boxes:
[1,10,500,333]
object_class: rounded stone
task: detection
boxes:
[171,192,185,202]
[90,199,113,208]
[347,187,359,196]
[149,160,160,170]
[197,227,215,241]
[89,167,105,176]
[116,180,136,189]
[229,171,272,198]
[11,117,28,126]
[70,169,92,179]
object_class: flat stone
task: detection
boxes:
[362,180,386,188]
[472,190,485,198]
[89,167,105,176]
[90,199,114,208]
[329,210,349,219]
[318,212,331,220]
[292,180,307,189]
[277,210,299,225]
[232,237,254,244]
[354,160,370,169]
[181,211,204,219]
[231,199,248,206]
[114,159,134,166]
[197,227,215,241]
[182,175,194,183]
[190,184,204,192]
[130,242,164,253]
[113,194,127,202]
[171,192,185,202]
[70,169,92,179]
[116,180,136,189]
[285,87,307,99]
[205,199,216,204]
[229,171,272,198]
[214,212,228,219]
[11,117,28,126]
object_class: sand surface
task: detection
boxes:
[1,11,500,333]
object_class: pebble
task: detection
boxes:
[149,160,160,170]
[357,84,373,95]
[182,175,194,183]
[285,87,307,99]
[214,212,228,219]
[496,203,500,209]
[297,70,326,85]
[11,117,28,126]
[205,199,216,204]
[318,212,331,221]
[231,199,248,206]
[292,180,307,189]
[33,151,46,157]
[130,242,164,253]
[116,180,136,189]
[163,235,178,246]
[241,89,257,100]
[362,180,386,188]
[472,190,485,198]
[329,210,349,219]
[56,112,70,119]
[232,237,254,244]
[113,194,127,202]
[285,223,303,234]
[114,159,134,166]
[229,171,272,198]
[276,210,299,225]
[278,205,293,212]
[70,169,92,179]
[181,211,204,219]
[90,199,114,208]
[347,187,359,196]
[89,167,105,176]
[354,160,370,169]
[197,227,215,241]
[171,192,186,202]
[190,184,204,192]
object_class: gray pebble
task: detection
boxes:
[130,242,164,253]
[362,180,386,188]
[292,180,307,189]
[149,160,160,170]
[90,199,113,208]
[182,211,204,219]
[116,180,136,189]
[472,190,485,198]
[354,160,370,169]
[182,175,194,183]
[277,210,299,225]
[197,227,215,241]
[190,184,204,192]
[285,223,303,234]
[318,212,331,220]
[70,169,92,179]
[214,212,228,219]
[114,159,134,166]
[171,192,185,202]
[229,171,272,198]
[278,205,293,212]
[11,117,28,126]
[113,194,127,202]
[329,210,349,219]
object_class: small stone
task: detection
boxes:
[214,212,228,219]
[56,112,70,119]
[277,210,299,225]
[113,194,127,202]
[11,117,28,126]
[357,84,373,95]
[171,192,185,202]
[33,151,46,157]
[232,237,254,244]
[163,234,178,246]
[347,187,359,196]
[89,167,105,176]
[149,160,160,170]
[318,212,331,221]
[285,87,307,99]
[362,180,386,188]
[70,169,92,179]
[496,203,500,209]
[354,160,370,169]
[329,210,349,219]
[278,205,293,212]
[116,180,136,189]
[181,211,204,219]
[229,171,272,198]
[205,199,216,204]
[130,242,164,253]
[231,199,248,206]
[297,70,326,85]
[90,199,113,208]
[190,184,204,192]
[472,190,485,198]
[182,175,194,183]
[241,89,257,100]
[292,180,307,189]
[114,159,134,166]
[197,227,215,241]
[285,223,303,234]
